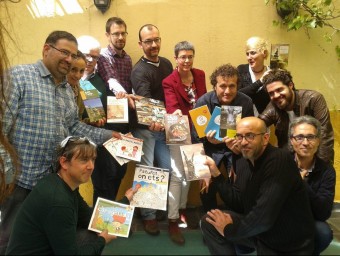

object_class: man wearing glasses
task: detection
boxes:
[201,116,315,255]
[0,31,121,254]
[130,24,173,236]
[258,69,334,164]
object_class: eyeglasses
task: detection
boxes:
[110,32,128,38]
[49,44,78,60]
[234,133,265,142]
[85,54,100,62]
[60,136,96,154]
[177,55,194,62]
[140,37,161,46]
[290,134,318,143]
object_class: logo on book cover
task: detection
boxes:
[196,115,207,126]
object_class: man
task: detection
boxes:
[6,136,137,255]
[130,24,173,236]
[259,69,334,164]
[0,31,120,254]
[194,63,254,212]
[288,115,336,255]
[97,17,133,94]
[201,117,315,255]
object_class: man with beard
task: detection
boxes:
[130,24,173,236]
[200,117,315,255]
[258,69,334,164]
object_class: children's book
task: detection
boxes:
[204,106,222,141]
[88,197,134,238]
[130,164,169,210]
[180,143,211,181]
[135,96,166,126]
[115,135,143,162]
[82,98,106,122]
[164,114,191,145]
[219,106,242,139]
[189,105,211,138]
[107,96,129,123]
[103,137,130,166]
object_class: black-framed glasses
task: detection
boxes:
[290,134,318,143]
[110,32,128,38]
[49,44,78,60]
[60,136,96,155]
[234,133,265,142]
[140,37,161,46]
[85,54,100,62]
[177,55,194,62]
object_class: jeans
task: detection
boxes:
[132,128,171,220]
[314,220,333,255]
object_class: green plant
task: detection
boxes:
[265,0,340,60]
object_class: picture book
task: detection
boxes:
[115,135,143,162]
[130,164,169,210]
[79,89,100,100]
[219,106,242,139]
[83,98,106,122]
[79,79,100,93]
[103,137,130,166]
[88,197,134,238]
[189,105,211,138]
[135,96,166,126]
[180,143,211,181]
[204,106,222,141]
[164,114,191,145]
[107,96,129,123]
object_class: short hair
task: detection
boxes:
[210,63,239,88]
[174,41,195,57]
[55,136,97,171]
[77,35,101,54]
[106,17,127,33]
[262,69,295,90]
[138,24,159,41]
[45,30,77,46]
[77,50,87,63]
[246,36,268,55]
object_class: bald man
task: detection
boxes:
[200,117,315,255]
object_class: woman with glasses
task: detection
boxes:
[162,41,207,245]
[237,36,271,115]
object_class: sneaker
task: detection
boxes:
[179,208,199,229]
[168,220,185,245]
[143,219,160,236]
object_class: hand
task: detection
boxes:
[300,169,309,180]
[204,156,221,177]
[125,186,139,201]
[205,209,233,236]
[206,130,223,145]
[200,178,211,194]
[115,91,127,99]
[98,229,117,244]
[126,94,139,110]
[112,131,122,139]
[260,69,270,83]
[89,117,106,127]
[148,122,164,132]
[172,109,183,116]
[223,137,241,154]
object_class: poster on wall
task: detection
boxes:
[270,44,290,69]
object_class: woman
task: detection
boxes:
[162,41,207,245]
[237,36,270,115]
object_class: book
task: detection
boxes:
[189,105,211,138]
[135,96,166,126]
[83,97,106,122]
[88,197,134,238]
[164,114,191,145]
[204,106,223,141]
[115,135,143,162]
[130,164,169,210]
[103,137,130,166]
[79,89,100,100]
[107,96,129,123]
[180,143,211,181]
[219,106,242,138]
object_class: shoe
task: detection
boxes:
[156,210,167,221]
[179,208,199,229]
[168,220,185,245]
[143,219,160,236]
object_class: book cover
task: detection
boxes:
[103,137,130,166]
[135,97,166,126]
[164,114,191,145]
[79,89,100,100]
[130,164,169,210]
[83,98,106,122]
[107,96,129,123]
[88,197,134,238]
[204,106,222,141]
[115,135,143,162]
[189,105,211,138]
[180,143,211,181]
[219,106,242,138]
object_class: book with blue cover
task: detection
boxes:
[204,106,222,141]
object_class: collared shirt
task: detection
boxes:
[1,60,112,189]
[97,46,133,93]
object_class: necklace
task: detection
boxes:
[252,66,265,74]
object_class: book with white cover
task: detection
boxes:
[115,135,143,162]
[107,96,129,123]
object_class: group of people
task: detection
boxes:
[0,13,336,256]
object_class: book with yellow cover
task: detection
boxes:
[189,105,211,138]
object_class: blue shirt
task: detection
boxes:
[1,60,112,189]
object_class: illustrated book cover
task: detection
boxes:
[204,106,222,141]
[88,197,134,238]
[82,97,106,122]
[107,96,129,123]
[189,105,211,138]
[130,164,169,210]
[219,106,242,139]
[115,135,143,162]
[135,96,166,126]
[180,143,211,181]
[164,114,191,145]
[103,137,130,166]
